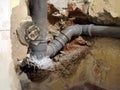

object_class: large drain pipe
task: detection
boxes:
[47,24,120,57]
[29,0,47,59]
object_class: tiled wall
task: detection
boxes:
[0,0,10,30]
[0,0,16,90]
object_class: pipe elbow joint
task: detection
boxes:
[61,25,83,40]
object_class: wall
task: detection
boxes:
[11,0,120,90]
[0,0,21,90]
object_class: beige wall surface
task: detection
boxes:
[0,0,21,90]
[10,0,19,9]
[89,0,120,17]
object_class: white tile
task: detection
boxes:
[0,0,10,30]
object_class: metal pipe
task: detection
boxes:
[47,24,120,57]
[29,0,47,59]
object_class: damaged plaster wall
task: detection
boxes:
[11,0,120,90]
[89,0,120,25]
[0,0,21,90]
[11,0,28,66]
[89,0,120,17]
[48,0,120,25]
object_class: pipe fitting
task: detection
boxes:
[47,25,83,57]
[61,25,83,40]
[29,0,47,59]
[46,24,120,57]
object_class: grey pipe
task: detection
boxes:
[86,25,120,38]
[47,25,82,57]
[29,0,47,59]
[47,24,120,57]
[28,0,120,60]
[29,0,47,39]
